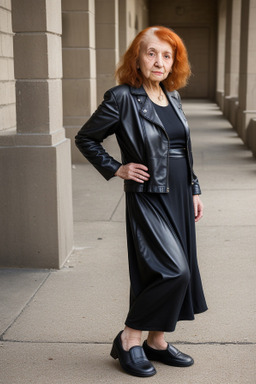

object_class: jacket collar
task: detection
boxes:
[129,84,178,99]
[130,84,188,132]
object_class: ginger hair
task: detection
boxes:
[115,26,191,91]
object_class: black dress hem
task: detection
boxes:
[125,306,208,333]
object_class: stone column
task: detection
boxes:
[62,0,96,163]
[0,1,16,134]
[118,0,128,57]
[216,0,227,110]
[236,0,256,150]
[223,0,241,123]
[0,0,73,268]
[118,0,148,57]
[95,0,119,105]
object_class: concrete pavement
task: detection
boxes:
[0,100,256,384]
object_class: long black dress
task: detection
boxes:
[124,101,207,332]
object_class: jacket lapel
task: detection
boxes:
[130,86,166,130]
[130,84,189,136]
[139,97,166,130]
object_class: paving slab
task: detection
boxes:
[198,167,256,191]
[72,164,123,222]
[0,269,50,336]
[73,220,126,248]
[0,342,255,384]
[198,189,256,226]
[84,185,256,225]
[3,222,129,343]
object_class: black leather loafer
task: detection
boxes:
[143,340,194,367]
[110,331,156,377]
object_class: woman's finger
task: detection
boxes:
[131,164,150,178]
[115,163,150,182]
[132,163,149,171]
[133,171,150,180]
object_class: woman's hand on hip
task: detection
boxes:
[193,195,204,222]
[115,163,150,183]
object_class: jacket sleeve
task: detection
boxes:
[187,136,202,195]
[75,90,122,180]
[192,174,201,195]
[175,91,202,195]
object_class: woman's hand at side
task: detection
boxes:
[115,163,150,183]
[193,195,204,222]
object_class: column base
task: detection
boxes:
[236,108,256,144]
[223,96,238,124]
[216,90,225,111]
[246,119,256,157]
[0,138,73,269]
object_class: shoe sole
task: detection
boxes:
[147,357,194,367]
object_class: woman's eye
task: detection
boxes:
[148,52,155,57]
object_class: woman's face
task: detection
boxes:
[138,33,174,85]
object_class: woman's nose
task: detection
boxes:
[155,54,163,67]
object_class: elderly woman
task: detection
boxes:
[75,26,207,377]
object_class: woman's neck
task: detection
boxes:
[143,82,168,106]
[143,80,161,93]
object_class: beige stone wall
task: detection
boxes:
[118,0,149,61]
[216,0,226,108]
[95,0,119,105]
[236,0,256,145]
[224,0,241,97]
[126,0,149,46]
[223,0,241,120]
[0,0,16,133]
[62,0,97,163]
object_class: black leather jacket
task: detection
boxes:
[75,84,201,195]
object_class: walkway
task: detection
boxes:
[1,100,255,384]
